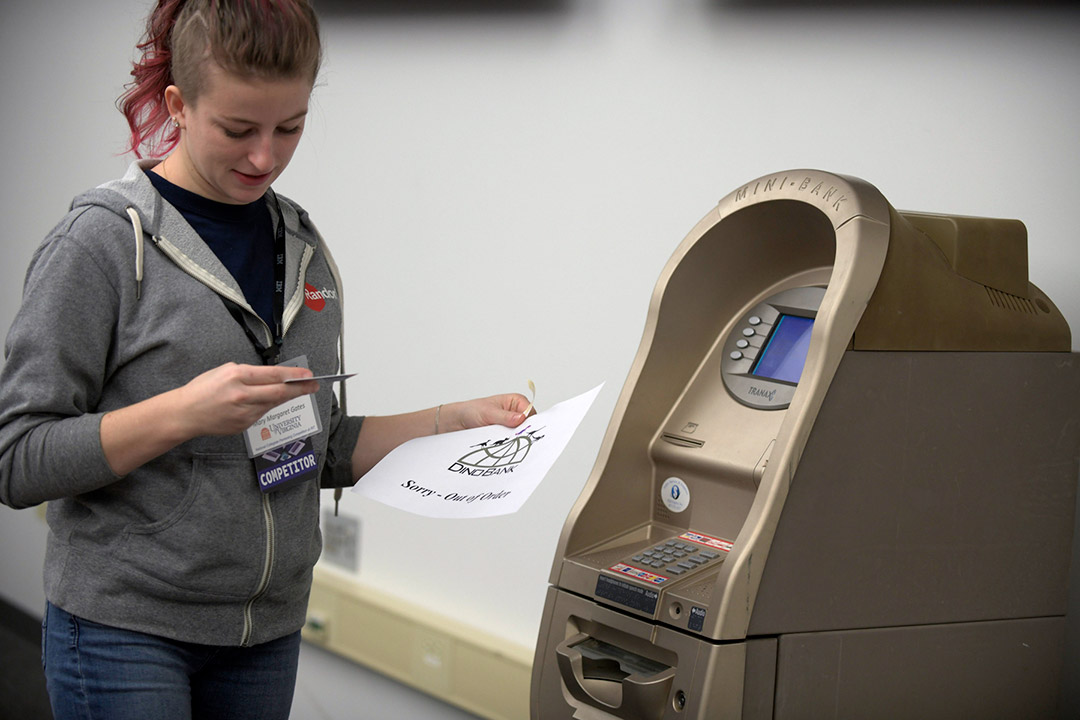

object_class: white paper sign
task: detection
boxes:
[352,384,603,518]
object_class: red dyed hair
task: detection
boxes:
[117,0,322,158]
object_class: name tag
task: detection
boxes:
[243,356,323,493]
[244,395,321,458]
[242,356,323,458]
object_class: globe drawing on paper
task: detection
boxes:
[456,427,546,470]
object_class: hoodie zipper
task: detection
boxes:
[147,233,315,646]
[242,494,276,646]
[151,235,275,346]
[150,235,313,339]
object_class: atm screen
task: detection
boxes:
[752,314,814,384]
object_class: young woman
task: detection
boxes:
[0,1,530,718]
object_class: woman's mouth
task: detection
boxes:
[234,170,273,186]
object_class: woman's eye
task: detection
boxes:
[221,124,301,138]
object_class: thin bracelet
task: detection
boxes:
[434,404,442,434]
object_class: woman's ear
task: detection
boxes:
[163,85,187,129]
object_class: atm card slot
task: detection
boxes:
[661,433,704,448]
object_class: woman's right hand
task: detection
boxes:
[171,362,319,438]
[100,362,319,476]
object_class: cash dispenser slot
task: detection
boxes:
[555,635,675,720]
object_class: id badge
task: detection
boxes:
[244,356,322,492]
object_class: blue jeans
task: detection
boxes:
[42,602,301,720]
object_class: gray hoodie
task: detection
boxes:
[0,160,363,647]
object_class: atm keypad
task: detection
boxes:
[607,532,732,587]
[623,538,726,579]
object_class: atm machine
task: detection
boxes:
[531,170,1080,719]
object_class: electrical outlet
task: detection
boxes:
[321,510,360,572]
[412,631,452,693]
[304,611,330,644]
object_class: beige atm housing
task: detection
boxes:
[531,170,1080,719]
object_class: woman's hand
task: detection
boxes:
[436,393,533,434]
[100,362,319,476]
[171,362,319,438]
[351,391,535,479]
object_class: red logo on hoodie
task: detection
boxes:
[305,282,338,312]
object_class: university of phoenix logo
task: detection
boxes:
[447,425,546,477]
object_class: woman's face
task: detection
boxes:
[162,64,313,205]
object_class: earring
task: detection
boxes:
[171,118,180,129]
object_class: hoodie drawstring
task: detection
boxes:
[126,206,144,300]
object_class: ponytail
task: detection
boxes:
[117,0,322,159]
[118,0,187,159]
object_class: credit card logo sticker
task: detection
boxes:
[610,563,668,585]
[680,531,733,553]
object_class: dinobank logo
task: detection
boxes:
[304,283,337,312]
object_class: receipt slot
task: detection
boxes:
[531,170,1080,719]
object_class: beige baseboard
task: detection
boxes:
[304,565,533,720]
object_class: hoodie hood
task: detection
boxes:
[76,160,321,344]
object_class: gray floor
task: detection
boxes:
[0,600,481,720]
[292,642,481,720]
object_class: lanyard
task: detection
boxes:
[269,196,286,363]
[221,195,287,365]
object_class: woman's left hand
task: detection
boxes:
[352,392,536,478]
[437,393,534,434]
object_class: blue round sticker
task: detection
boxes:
[661,477,690,513]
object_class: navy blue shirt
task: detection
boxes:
[146,171,275,328]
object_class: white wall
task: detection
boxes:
[2,0,1079,713]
